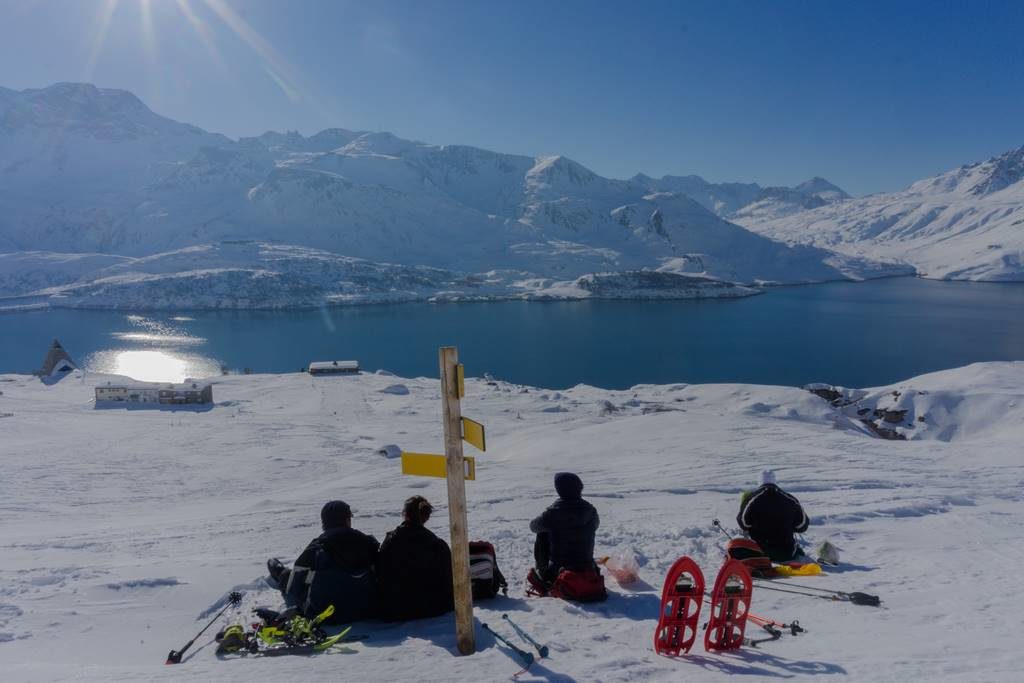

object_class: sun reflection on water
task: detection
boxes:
[84,314,221,382]
[87,349,220,382]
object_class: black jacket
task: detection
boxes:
[375,522,454,621]
[284,527,380,622]
[530,497,599,572]
[736,484,809,562]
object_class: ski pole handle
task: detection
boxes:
[483,623,534,668]
[847,592,881,607]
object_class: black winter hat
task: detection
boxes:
[554,472,584,500]
[321,500,352,529]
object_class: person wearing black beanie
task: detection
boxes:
[266,500,380,623]
[529,472,600,586]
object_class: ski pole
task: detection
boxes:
[753,581,881,606]
[166,591,243,664]
[712,518,740,538]
[502,613,549,658]
[754,577,881,604]
[747,612,805,636]
[483,623,535,669]
[703,598,803,636]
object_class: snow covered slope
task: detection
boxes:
[1,362,1022,681]
[734,148,1024,280]
[0,83,905,290]
[730,177,851,223]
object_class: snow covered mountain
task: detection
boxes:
[629,173,762,215]
[0,82,907,305]
[630,173,850,223]
[730,177,851,223]
[733,148,1024,280]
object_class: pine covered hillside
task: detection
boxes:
[0,83,907,301]
[733,147,1024,281]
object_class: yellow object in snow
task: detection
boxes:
[773,563,823,577]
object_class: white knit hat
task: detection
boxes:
[760,469,777,485]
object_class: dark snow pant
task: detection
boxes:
[534,533,562,583]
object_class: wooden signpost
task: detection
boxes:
[399,346,488,656]
[439,346,475,655]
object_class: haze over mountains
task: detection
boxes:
[0,83,1020,308]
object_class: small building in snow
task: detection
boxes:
[37,339,77,378]
[95,380,214,405]
[308,360,360,375]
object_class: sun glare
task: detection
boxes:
[83,0,330,110]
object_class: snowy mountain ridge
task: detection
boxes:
[734,146,1024,280]
[0,82,910,305]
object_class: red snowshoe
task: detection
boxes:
[704,559,753,652]
[654,557,705,656]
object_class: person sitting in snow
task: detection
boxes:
[374,496,454,621]
[528,472,601,590]
[266,500,380,623]
[737,470,810,562]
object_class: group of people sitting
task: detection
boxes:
[267,495,454,622]
[266,469,809,623]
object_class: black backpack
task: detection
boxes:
[469,541,508,600]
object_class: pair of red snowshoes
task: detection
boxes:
[653,557,753,656]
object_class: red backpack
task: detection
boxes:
[527,565,607,603]
[726,538,773,577]
[550,568,607,602]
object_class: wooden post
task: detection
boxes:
[439,346,475,655]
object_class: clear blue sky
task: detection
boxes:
[2,0,1022,195]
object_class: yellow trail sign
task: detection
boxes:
[461,417,486,451]
[401,451,476,481]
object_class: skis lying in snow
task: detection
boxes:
[215,603,364,658]
[227,627,353,657]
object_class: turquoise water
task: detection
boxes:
[2,278,1023,389]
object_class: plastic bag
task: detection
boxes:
[599,552,640,585]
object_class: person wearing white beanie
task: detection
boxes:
[736,469,809,562]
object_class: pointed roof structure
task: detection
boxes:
[39,339,77,377]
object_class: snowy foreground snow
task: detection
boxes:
[2,363,1023,681]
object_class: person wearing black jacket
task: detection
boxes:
[266,500,380,623]
[374,496,454,621]
[530,472,599,583]
[736,470,810,562]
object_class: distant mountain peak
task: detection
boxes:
[794,176,849,198]
[967,145,1024,196]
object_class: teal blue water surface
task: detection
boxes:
[2,278,1023,389]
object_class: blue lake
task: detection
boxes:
[2,277,1023,389]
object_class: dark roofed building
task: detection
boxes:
[38,339,77,378]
